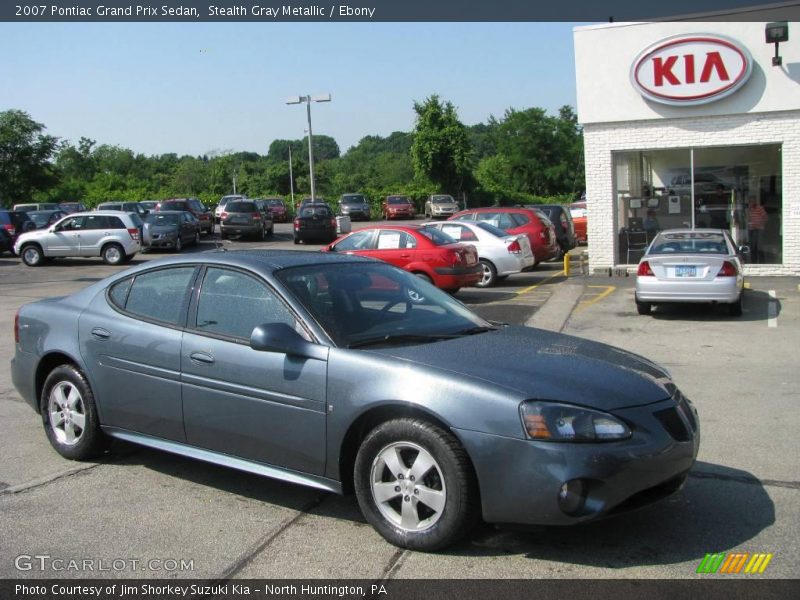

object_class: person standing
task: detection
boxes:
[747,198,768,262]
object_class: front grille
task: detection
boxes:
[654,407,691,442]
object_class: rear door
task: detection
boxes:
[77,214,114,256]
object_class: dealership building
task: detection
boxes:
[574,12,800,275]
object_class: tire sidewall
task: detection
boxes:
[41,365,104,461]
[21,244,43,267]
[102,243,124,265]
[354,419,475,551]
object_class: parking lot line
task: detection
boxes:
[575,285,616,313]
[516,269,565,296]
[768,290,778,328]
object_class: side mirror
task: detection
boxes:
[250,323,328,361]
[738,245,751,255]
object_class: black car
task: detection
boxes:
[156,198,214,235]
[0,227,13,255]
[293,203,337,244]
[0,210,36,241]
[525,204,577,257]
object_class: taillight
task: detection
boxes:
[330,218,337,228]
[445,249,466,267]
[294,218,301,230]
[221,212,228,220]
[14,309,20,344]
[718,261,738,277]
[3,224,14,235]
[252,212,261,220]
[127,227,140,242]
[507,240,521,254]
[637,261,654,276]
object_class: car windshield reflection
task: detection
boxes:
[276,263,492,348]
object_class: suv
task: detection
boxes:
[97,201,149,218]
[424,194,459,219]
[157,197,214,235]
[293,203,337,244]
[14,211,141,266]
[219,199,273,240]
[0,210,36,240]
[449,207,559,265]
[338,194,371,221]
[215,195,245,223]
[12,203,60,212]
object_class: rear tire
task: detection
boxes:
[41,365,106,461]
[635,297,652,315]
[476,259,497,288]
[175,237,183,253]
[101,243,124,265]
[293,237,300,245]
[728,295,743,317]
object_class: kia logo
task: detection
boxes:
[631,35,752,106]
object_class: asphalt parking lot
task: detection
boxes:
[1,220,798,580]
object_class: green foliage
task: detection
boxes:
[0,110,60,206]
[1,100,583,212]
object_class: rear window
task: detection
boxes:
[188,199,205,211]
[267,199,284,207]
[301,206,332,217]
[475,221,509,238]
[650,233,729,254]
[149,213,180,225]
[417,227,457,246]
[160,201,186,211]
[227,201,257,213]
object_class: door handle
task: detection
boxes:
[91,327,111,340]
[189,351,215,365]
[400,253,411,258]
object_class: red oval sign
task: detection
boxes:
[631,35,752,105]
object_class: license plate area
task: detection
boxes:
[675,265,696,277]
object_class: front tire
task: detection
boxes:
[354,419,478,551]
[21,244,44,267]
[41,365,105,460]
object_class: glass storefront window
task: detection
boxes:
[613,145,782,264]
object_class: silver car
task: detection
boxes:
[423,220,535,287]
[634,228,745,316]
[425,194,460,219]
[13,211,142,266]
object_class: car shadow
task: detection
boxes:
[447,461,775,566]
[646,289,779,323]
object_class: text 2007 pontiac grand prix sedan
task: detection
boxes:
[11,250,699,551]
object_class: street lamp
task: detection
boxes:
[285,94,331,202]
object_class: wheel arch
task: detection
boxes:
[34,352,84,414]
[337,402,479,497]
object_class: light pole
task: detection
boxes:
[286,94,331,202]
[288,143,295,207]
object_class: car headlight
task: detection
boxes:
[520,401,631,442]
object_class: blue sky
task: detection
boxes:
[1,22,582,156]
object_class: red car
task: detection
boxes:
[265,198,289,222]
[323,225,481,293]
[448,207,559,265]
[381,195,416,220]
[569,201,587,244]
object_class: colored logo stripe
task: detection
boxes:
[697,552,773,574]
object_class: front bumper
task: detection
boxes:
[456,395,699,525]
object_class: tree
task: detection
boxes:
[0,110,59,206]
[410,95,472,195]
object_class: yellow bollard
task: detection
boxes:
[563,252,571,276]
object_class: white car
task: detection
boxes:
[424,194,460,219]
[14,211,141,267]
[634,228,745,316]
[422,220,535,287]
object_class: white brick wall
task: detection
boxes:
[583,110,800,276]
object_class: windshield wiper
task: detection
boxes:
[348,333,462,349]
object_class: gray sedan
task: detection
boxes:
[11,251,699,551]
[635,228,746,316]
[142,211,200,252]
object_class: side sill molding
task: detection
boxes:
[102,426,342,494]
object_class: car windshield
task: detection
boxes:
[649,232,729,255]
[227,201,256,213]
[417,227,457,246]
[432,196,454,203]
[148,214,180,225]
[342,195,365,204]
[276,262,492,348]
[387,197,409,204]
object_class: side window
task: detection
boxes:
[377,230,416,249]
[333,230,374,251]
[196,268,298,339]
[124,267,196,325]
[83,215,107,230]
[108,217,125,229]
[509,213,530,227]
[60,216,85,230]
[108,277,133,308]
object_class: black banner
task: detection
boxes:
[2,579,799,600]
[1,0,797,22]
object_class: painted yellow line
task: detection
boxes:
[516,270,565,296]
[575,285,616,312]
[744,282,752,290]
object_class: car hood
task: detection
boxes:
[145,224,178,233]
[367,325,673,411]
[14,229,49,245]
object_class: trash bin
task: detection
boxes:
[336,215,351,235]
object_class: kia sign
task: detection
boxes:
[631,35,753,106]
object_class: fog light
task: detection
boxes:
[558,479,586,516]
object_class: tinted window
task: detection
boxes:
[160,201,186,211]
[123,267,196,325]
[509,212,530,227]
[150,214,180,225]
[475,221,508,237]
[227,201,256,213]
[387,197,409,205]
[188,199,204,211]
[83,215,111,229]
[108,277,132,308]
[417,227,456,246]
[196,268,297,339]
[342,195,365,204]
